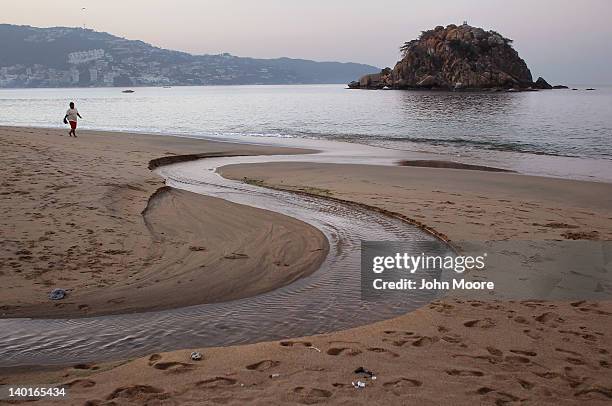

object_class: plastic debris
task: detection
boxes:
[49,288,66,300]
[269,373,281,378]
[352,381,366,389]
[308,346,322,353]
[190,351,203,361]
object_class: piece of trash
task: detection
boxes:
[352,381,366,389]
[190,351,203,361]
[308,346,321,353]
[354,366,377,381]
[49,288,66,300]
[269,373,281,378]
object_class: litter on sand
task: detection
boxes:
[355,366,376,379]
[308,346,322,353]
[352,381,366,389]
[269,373,281,378]
[190,351,203,361]
[49,288,66,300]
[353,366,377,386]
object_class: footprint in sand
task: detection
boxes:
[509,345,538,356]
[523,329,542,340]
[280,340,312,347]
[565,357,587,366]
[246,360,280,371]
[476,387,494,395]
[383,377,423,396]
[292,386,332,403]
[574,386,612,400]
[534,371,561,380]
[367,347,399,357]
[412,336,438,347]
[486,346,503,357]
[382,331,418,347]
[106,385,167,401]
[517,379,535,390]
[429,301,455,314]
[572,301,612,316]
[504,355,531,365]
[223,252,249,259]
[153,361,195,373]
[463,318,496,329]
[441,334,463,344]
[512,316,529,324]
[558,329,600,342]
[383,330,415,336]
[535,311,564,324]
[384,338,411,347]
[326,347,362,356]
[148,353,162,366]
[445,369,484,377]
[477,389,520,403]
[196,377,237,388]
[65,379,96,389]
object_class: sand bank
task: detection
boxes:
[0,126,326,318]
[221,161,612,242]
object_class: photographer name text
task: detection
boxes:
[372,278,494,291]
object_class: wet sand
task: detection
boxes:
[0,126,326,318]
[1,129,612,405]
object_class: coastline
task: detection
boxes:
[3,84,612,184]
[1,126,611,404]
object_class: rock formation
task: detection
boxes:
[349,23,560,90]
[534,77,552,89]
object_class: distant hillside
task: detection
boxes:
[0,24,379,88]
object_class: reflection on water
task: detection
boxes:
[388,89,607,158]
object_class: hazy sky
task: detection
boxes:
[3,0,612,84]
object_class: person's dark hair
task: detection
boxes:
[69,102,75,108]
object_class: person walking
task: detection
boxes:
[64,102,82,137]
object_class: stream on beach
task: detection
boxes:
[0,148,453,367]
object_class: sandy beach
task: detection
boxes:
[1,127,611,405]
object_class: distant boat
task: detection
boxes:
[122,89,135,93]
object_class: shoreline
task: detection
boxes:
[1,126,611,404]
[2,123,611,184]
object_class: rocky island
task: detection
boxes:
[349,23,563,91]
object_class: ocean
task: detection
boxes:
[1,84,611,181]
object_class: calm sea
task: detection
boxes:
[1,84,611,181]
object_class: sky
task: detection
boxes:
[3,0,612,84]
